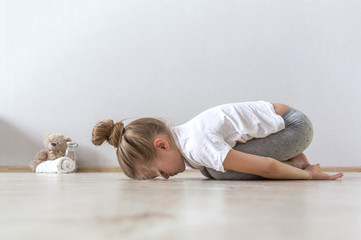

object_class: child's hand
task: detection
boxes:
[304,164,343,180]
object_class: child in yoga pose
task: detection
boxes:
[92,101,343,180]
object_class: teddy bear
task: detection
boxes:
[29,133,72,172]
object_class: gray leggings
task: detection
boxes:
[200,108,314,180]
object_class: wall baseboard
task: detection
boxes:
[319,167,361,172]
[0,166,123,173]
[0,166,360,173]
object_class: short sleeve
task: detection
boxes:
[189,134,232,172]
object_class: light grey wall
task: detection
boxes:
[1,0,360,167]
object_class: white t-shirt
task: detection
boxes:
[171,101,285,172]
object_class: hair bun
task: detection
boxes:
[92,119,125,148]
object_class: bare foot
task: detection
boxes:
[283,153,311,169]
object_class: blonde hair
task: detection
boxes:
[91,118,172,179]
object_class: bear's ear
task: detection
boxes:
[44,132,51,141]
[65,137,72,142]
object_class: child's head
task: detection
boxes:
[91,118,185,179]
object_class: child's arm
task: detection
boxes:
[223,150,343,180]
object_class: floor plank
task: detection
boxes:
[0,172,360,240]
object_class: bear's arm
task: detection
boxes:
[36,150,48,160]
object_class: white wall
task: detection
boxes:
[1,0,360,167]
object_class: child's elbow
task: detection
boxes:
[261,158,279,178]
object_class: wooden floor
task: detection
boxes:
[1,171,360,240]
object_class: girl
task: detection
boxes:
[92,101,343,180]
